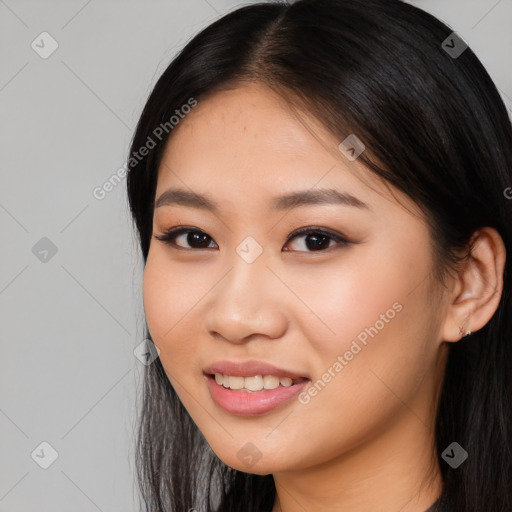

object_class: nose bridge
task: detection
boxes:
[204,238,287,342]
[219,239,270,315]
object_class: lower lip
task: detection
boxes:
[205,374,310,416]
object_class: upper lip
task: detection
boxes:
[203,360,309,380]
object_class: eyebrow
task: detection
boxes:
[155,187,369,211]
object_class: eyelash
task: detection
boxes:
[154,225,351,252]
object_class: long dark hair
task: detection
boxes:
[126,1,512,510]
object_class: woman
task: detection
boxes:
[126,0,512,510]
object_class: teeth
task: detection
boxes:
[263,375,280,389]
[244,375,263,391]
[228,375,245,390]
[214,373,298,391]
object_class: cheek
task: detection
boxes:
[142,250,205,357]
[287,244,424,358]
[142,253,213,410]
[290,239,437,404]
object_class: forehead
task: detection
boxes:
[161,84,335,174]
[155,84,420,218]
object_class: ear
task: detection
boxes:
[441,227,506,342]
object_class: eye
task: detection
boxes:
[154,227,217,250]
[154,226,351,252]
[283,226,350,252]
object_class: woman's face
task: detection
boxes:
[143,83,449,474]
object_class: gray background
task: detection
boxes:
[0,0,510,510]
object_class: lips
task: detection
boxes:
[205,372,310,415]
[203,360,309,380]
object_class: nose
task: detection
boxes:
[203,250,289,344]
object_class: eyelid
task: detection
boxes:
[154,226,217,250]
[154,225,352,251]
[284,225,350,247]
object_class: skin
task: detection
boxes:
[142,83,505,512]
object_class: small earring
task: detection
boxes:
[458,325,472,337]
